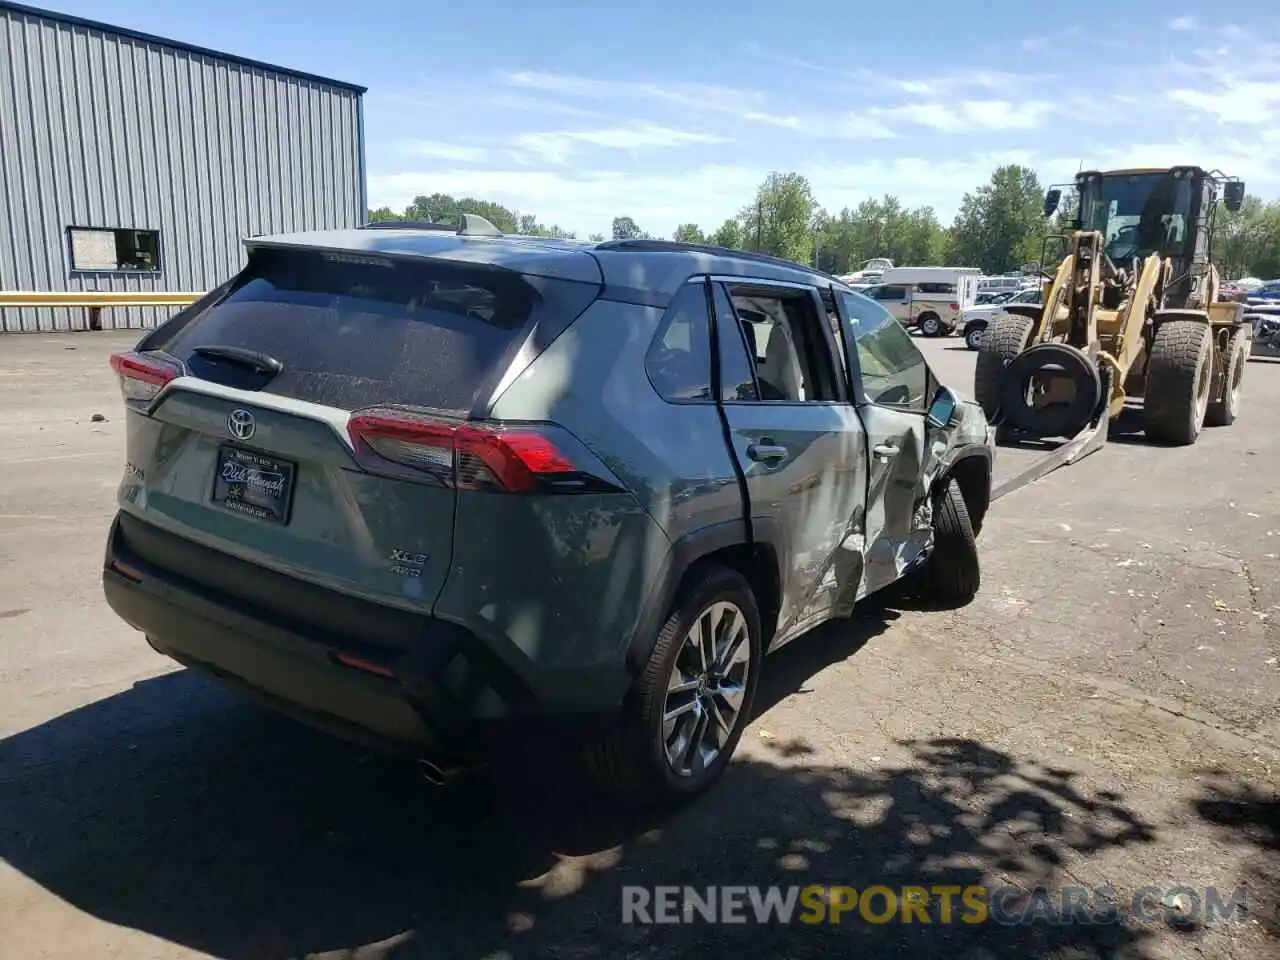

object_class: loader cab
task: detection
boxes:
[1065,167,1243,307]
[1072,169,1194,264]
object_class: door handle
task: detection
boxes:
[748,442,789,463]
[873,442,900,458]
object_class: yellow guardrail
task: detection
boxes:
[0,290,204,331]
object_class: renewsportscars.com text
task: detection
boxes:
[621,884,1248,927]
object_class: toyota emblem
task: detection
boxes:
[227,408,256,441]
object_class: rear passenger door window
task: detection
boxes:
[715,282,838,403]
[645,281,713,402]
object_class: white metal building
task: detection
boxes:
[0,1,367,332]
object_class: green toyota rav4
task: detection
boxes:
[102,217,996,803]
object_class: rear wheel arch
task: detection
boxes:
[625,519,783,676]
[704,537,781,649]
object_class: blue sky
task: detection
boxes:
[38,0,1280,238]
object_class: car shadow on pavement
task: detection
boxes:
[0,652,1172,960]
[1191,771,1280,936]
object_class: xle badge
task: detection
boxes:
[389,548,427,579]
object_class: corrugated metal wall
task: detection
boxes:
[0,5,365,332]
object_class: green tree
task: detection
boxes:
[740,172,817,264]
[367,206,401,223]
[814,196,948,273]
[588,232,606,243]
[401,193,519,232]
[710,218,744,249]
[1212,195,1280,280]
[673,223,707,244]
[948,165,1046,274]
[612,216,643,240]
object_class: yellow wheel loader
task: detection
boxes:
[974,166,1250,449]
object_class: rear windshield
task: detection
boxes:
[149,247,590,413]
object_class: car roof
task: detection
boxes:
[242,228,849,301]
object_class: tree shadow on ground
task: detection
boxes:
[1191,771,1280,936]
[2,631,1163,960]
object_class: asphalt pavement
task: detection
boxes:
[0,330,1276,960]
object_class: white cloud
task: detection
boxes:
[887,100,1053,132]
[1168,81,1280,123]
[884,69,1056,99]
[1167,15,1198,31]
[503,70,809,130]
[400,140,490,163]
[514,122,727,163]
[501,70,900,139]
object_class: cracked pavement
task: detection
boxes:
[0,332,1277,960]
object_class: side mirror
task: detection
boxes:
[927,385,960,430]
[1043,188,1061,217]
[1223,180,1245,213]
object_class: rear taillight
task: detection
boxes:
[109,351,183,403]
[950,302,960,311]
[347,408,608,494]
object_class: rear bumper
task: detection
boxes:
[101,514,619,761]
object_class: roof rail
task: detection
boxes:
[594,238,837,282]
[360,219,456,231]
[457,214,504,237]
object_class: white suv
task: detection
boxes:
[961,288,1042,350]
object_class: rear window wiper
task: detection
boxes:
[191,344,284,376]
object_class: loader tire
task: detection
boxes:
[921,478,980,606]
[1205,329,1248,427]
[1143,319,1213,445]
[974,312,1035,421]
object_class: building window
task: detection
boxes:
[67,227,161,272]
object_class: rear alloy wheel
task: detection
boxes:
[918,313,943,337]
[584,563,761,805]
[660,601,752,780]
[965,324,986,351]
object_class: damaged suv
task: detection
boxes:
[102,218,996,803]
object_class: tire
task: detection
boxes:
[1143,319,1213,445]
[584,562,762,805]
[965,324,986,351]
[921,479,981,605]
[974,312,1035,421]
[1205,328,1248,427]
[918,313,943,337]
[998,342,1102,438]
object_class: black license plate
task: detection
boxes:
[211,446,296,524]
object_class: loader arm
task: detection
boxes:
[1099,253,1163,418]
[1031,252,1077,344]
